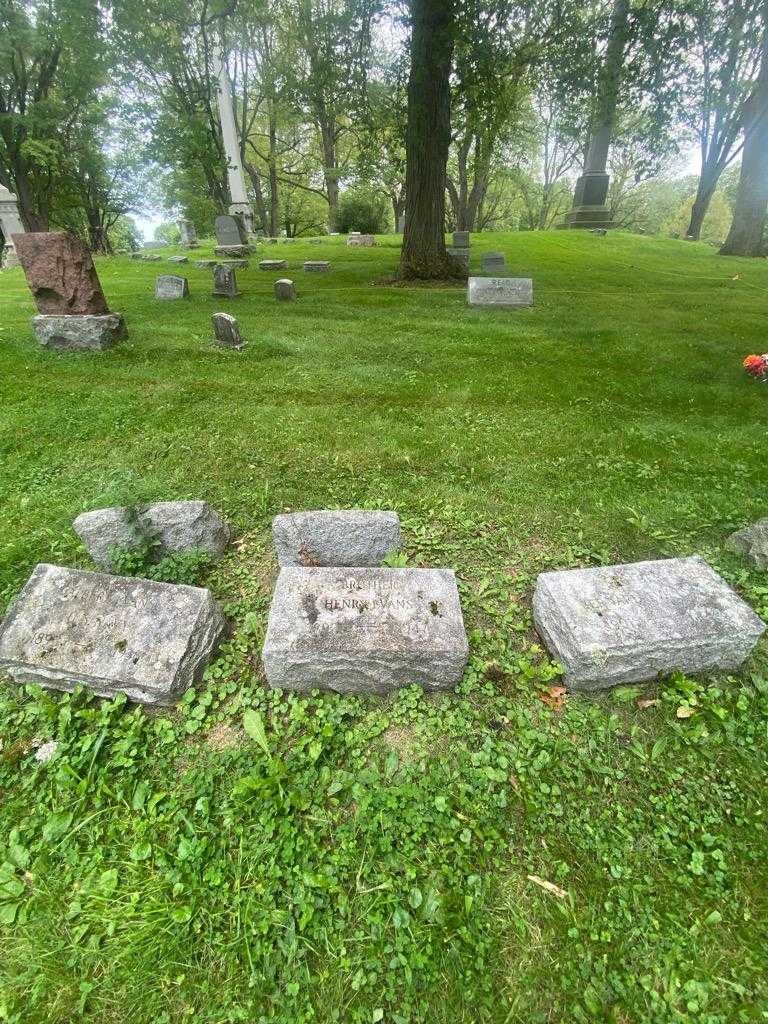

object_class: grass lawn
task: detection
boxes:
[0,231,767,1023]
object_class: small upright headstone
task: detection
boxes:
[447,247,469,268]
[533,556,766,691]
[155,275,190,300]
[212,265,239,298]
[212,312,244,349]
[481,251,506,273]
[178,219,199,248]
[468,277,532,307]
[304,261,330,273]
[453,230,470,248]
[14,231,127,350]
[0,563,226,706]
[274,278,296,301]
[259,259,288,271]
[262,567,469,695]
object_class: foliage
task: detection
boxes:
[337,187,391,233]
[107,545,212,586]
[0,232,767,1019]
[663,191,733,243]
[153,222,181,245]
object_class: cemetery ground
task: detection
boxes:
[0,230,767,1024]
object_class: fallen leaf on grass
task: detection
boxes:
[527,875,568,899]
[731,274,741,280]
[538,686,566,711]
[637,698,659,710]
[676,706,696,719]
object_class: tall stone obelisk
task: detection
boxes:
[0,185,25,269]
[215,48,254,235]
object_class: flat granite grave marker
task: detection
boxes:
[304,260,330,272]
[347,234,376,247]
[212,312,244,349]
[155,274,190,300]
[0,564,226,706]
[727,520,768,568]
[167,255,189,264]
[262,567,469,695]
[533,556,766,692]
[468,276,532,307]
[212,265,239,298]
[259,259,288,271]
[274,278,296,301]
[14,231,127,349]
[273,510,402,567]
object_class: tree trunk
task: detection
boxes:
[318,120,339,232]
[244,161,269,233]
[721,4,768,256]
[686,172,719,239]
[399,0,460,280]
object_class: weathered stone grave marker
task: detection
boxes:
[347,234,377,247]
[533,556,766,691]
[155,275,190,300]
[274,278,296,301]
[304,260,330,272]
[259,259,288,271]
[453,230,470,248]
[212,312,244,349]
[727,520,768,568]
[481,251,506,273]
[214,214,250,257]
[212,264,239,298]
[194,259,217,269]
[167,255,189,264]
[447,247,469,268]
[0,564,226,706]
[14,231,127,350]
[178,219,199,248]
[273,510,402,567]
[262,567,468,694]
[468,276,532,307]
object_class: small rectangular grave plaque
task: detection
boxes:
[533,556,766,691]
[262,567,469,695]
[0,564,226,705]
[481,251,506,272]
[468,276,532,307]
[155,274,189,300]
[304,261,330,272]
[259,260,288,271]
[453,230,470,247]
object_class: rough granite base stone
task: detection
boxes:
[33,314,127,350]
[533,556,766,691]
[726,519,768,569]
[273,510,401,567]
[0,564,227,705]
[262,567,469,694]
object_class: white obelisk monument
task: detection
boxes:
[215,48,254,235]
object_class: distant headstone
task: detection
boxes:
[726,520,768,568]
[13,231,109,314]
[272,510,402,567]
[533,556,766,692]
[0,563,226,706]
[0,185,24,268]
[481,251,506,273]
[130,253,144,260]
[304,261,330,272]
[178,219,199,248]
[453,230,470,248]
[274,278,296,301]
[167,255,189,264]
[194,259,217,269]
[155,274,190,300]
[262,567,469,694]
[259,259,287,271]
[212,312,244,348]
[468,277,532,307]
[212,265,239,298]
[145,254,162,261]
[347,234,376,247]
[215,214,247,247]
[447,246,469,267]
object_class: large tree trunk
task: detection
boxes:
[399,0,460,279]
[686,170,720,239]
[268,106,280,237]
[721,4,768,256]
[319,121,339,233]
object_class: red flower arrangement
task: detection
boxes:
[743,354,768,379]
